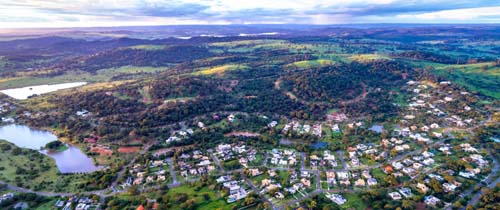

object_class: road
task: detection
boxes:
[211,153,225,172]
[458,149,500,210]
[241,172,276,210]
[166,158,179,186]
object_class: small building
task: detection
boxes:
[388,192,402,200]
[326,193,346,205]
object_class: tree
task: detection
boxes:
[402,199,416,210]
[127,185,140,196]
[308,200,317,210]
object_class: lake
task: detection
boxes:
[0,124,100,173]
[0,82,87,100]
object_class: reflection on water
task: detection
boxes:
[0,124,100,173]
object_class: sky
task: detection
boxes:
[1,0,500,28]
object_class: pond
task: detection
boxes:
[0,124,100,173]
[369,124,384,133]
[0,82,87,100]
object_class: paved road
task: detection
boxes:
[211,153,225,172]
[241,172,277,210]
[166,158,179,186]
[300,152,306,170]
[459,149,500,210]
[110,143,154,189]
[336,150,347,170]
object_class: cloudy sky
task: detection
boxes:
[1,0,500,28]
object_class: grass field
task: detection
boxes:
[0,66,167,90]
[348,54,392,62]
[128,45,166,50]
[160,184,240,210]
[289,59,335,68]
[341,193,367,210]
[433,62,500,99]
[193,64,249,76]
[0,140,87,192]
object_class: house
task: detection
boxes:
[424,196,440,206]
[227,114,235,122]
[413,163,423,170]
[428,174,444,181]
[388,192,402,200]
[417,183,429,193]
[384,165,394,174]
[337,171,349,180]
[402,167,416,176]
[261,179,272,187]
[422,151,434,158]
[326,194,346,205]
[399,188,413,198]
[0,193,14,203]
[443,183,458,192]
[403,159,414,166]
[265,121,278,128]
[275,192,284,199]
[459,171,475,178]
[362,170,372,179]
[392,162,404,170]
[248,168,262,177]
[433,132,443,138]
[326,172,336,184]
[133,178,143,185]
[13,202,29,210]
[367,178,378,186]
[217,175,231,183]
[355,178,365,187]
[422,158,435,166]
[301,178,311,188]
[75,203,87,210]
[55,200,65,208]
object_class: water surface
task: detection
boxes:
[0,124,99,173]
[0,82,87,100]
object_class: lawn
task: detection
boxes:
[341,193,367,210]
[163,185,240,210]
[371,168,387,181]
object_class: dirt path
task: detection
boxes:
[339,82,368,106]
[274,77,369,107]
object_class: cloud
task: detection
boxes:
[396,6,500,23]
[1,0,500,28]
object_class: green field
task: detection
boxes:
[348,54,392,62]
[128,45,166,50]
[341,193,368,210]
[0,66,167,90]
[160,184,240,210]
[0,140,87,192]
[434,62,500,99]
[192,64,249,75]
[289,59,335,68]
